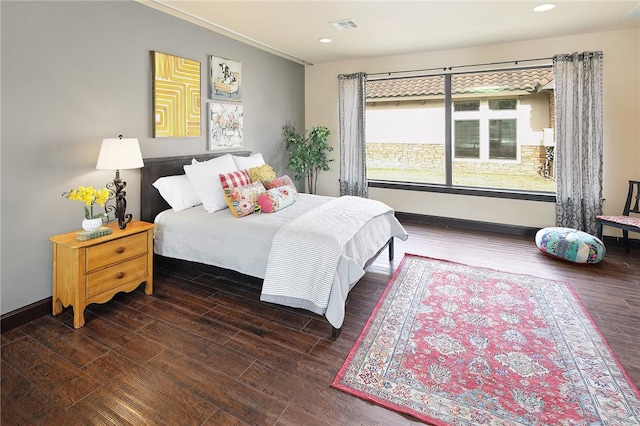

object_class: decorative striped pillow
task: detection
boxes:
[219,169,250,189]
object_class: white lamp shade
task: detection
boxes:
[96,138,144,170]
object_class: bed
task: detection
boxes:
[140,152,408,336]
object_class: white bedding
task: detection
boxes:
[154,194,332,278]
[261,196,406,328]
[154,193,408,327]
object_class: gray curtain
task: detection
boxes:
[338,72,368,197]
[553,51,603,234]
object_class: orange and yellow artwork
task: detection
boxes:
[153,51,201,137]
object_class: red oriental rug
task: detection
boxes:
[332,254,640,425]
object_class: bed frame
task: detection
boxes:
[140,151,251,223]
[140,152,394,337]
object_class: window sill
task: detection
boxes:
[368,180,556,202]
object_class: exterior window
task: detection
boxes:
[454,120,480,158]
[454,101,480,112]
[489,119,517,160]
[489,99,517,110]
[452,99,518,161]
[365,66,555,193]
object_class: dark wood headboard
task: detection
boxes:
[140,151,251,223]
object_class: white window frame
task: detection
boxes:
[453,98,519,162]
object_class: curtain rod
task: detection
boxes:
[367,56,554,78]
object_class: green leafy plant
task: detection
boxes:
[283,123,333,194]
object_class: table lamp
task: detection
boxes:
[96,135,144,229]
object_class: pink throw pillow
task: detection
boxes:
[262,175,294,190]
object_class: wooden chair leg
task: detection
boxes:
[596,222,603,239]
[623,230,630,253]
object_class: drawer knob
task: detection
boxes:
[116,272,125,279]
[116,247,125,254]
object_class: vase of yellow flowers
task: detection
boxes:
[63,186,110,231]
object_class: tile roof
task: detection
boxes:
[366,68,553,99]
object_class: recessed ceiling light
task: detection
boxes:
[319,38,332,43]
[534,3,556,12]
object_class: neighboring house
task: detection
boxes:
[365,68,556,189]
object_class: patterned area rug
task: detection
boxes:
[333,254,640,425]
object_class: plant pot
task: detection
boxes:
[82,218,102,232]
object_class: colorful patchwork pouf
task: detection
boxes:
[535,227,606,264]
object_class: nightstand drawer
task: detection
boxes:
[86,233,148,271]
[86,255,148,299]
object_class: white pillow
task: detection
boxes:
[233,153,265,170]
[183,154,237,212]
[152,175,202,212]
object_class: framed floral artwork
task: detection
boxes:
[209,55,241,101]
[208,103,243,150]
[152,51,201,137]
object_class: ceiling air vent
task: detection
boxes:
[621,2,640,20]
[329,19,359,30]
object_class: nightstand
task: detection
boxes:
[50,220,154,328]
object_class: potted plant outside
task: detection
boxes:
[283,123,333,195]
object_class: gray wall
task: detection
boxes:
[0,1,305,315]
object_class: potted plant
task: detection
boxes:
[62,185,110,231]
[283,123,333,194]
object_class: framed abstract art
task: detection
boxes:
[208,102,243,150]
[152,51,201,137]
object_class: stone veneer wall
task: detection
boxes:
[366,143,549,176]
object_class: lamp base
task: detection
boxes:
[107,171,132,229]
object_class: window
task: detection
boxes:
[454,101,480,112]
[489,99,517,110]
[454,120,479,158]
[365,67,555,193]
[365,75,446,185]
[489,119,517,160]
[452,99,518,162]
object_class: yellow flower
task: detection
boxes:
[96,188,110,207]
[62,185,110,219]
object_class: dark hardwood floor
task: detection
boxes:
[2,220,639,425]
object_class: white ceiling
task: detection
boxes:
[140,1,640,65]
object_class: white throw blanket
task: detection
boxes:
[260,196,399,328]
